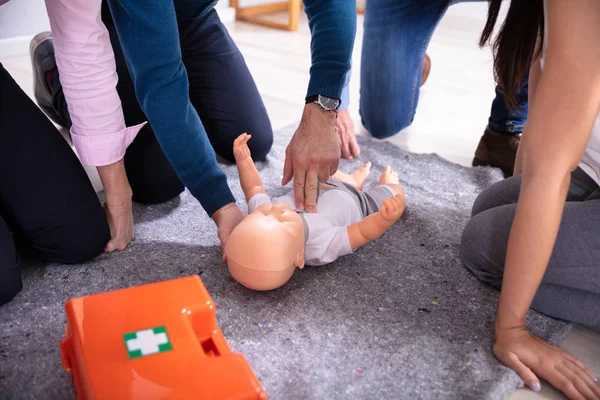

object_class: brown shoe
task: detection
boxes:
[472,127,521,177]
[421,54,431,87]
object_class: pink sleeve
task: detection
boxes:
[44,0,145,166]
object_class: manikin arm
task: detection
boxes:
[347,194,405,250]
[233,134,266,202]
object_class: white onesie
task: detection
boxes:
[248,187,362,266]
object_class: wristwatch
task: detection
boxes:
[305,94,340,112]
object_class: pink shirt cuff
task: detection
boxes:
[71,122,146,166]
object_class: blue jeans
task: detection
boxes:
[350,0,528,139]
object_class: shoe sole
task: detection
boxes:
[29,32,67,126]
[472,157,489,168]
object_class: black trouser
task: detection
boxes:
[51,2,273,205]
[0,64,110,306]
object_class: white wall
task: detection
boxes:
[0,0,49,39]
[0,0,233,58]
[0,0,50,57]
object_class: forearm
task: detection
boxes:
[106,0,234,216]
[499,0,600,330]
[347,213,390,250]
[45,0,144,167]
[236,158,265,202]
[304,0,356,100]
[97,159,132,201]
[497,171,570,330]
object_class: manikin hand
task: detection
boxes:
[494,326,599,399]
[336,109,360,159]
[233,133,252,162]
[379,195,405,224]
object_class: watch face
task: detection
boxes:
[318,95,340,111]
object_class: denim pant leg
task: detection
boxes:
[488,78,529,135]
[360,0,451,139]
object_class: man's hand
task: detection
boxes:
[336,109,360,159]
[212,203,246,259]
[494,325,599,399]
[97,160,135,252]
[282,103,340,213]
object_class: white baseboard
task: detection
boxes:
[0,34,34,58]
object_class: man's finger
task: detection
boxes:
[330,155,340,177]
[349,134,361,158]
[293,167,307,211]
[338,130,351,159]
[317,165,331,183]
[341,141,352,159]
[304,168,319,213]
[282,146,294,185]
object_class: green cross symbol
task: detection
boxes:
[124,326,173,359]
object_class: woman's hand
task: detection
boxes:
[97,159,135,252]
[104,191,134,252]
[494,326,599,399]
[212,202,246,260]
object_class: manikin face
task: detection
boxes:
[252,202,303,226]
[224,203,305,290]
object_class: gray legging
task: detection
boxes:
[460,168,600,331]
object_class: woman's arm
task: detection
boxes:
[495,0,600,397]
[45,0,144,251]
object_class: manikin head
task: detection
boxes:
[224,202,305,291]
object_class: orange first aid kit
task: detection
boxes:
[59,275,267,400]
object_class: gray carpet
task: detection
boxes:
[0,124,571,400]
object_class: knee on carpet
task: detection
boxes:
[360,110,412,140]
[0,259,22,307]
[31,214,110,264]
[471,187,495,217]
[460,213,504,289]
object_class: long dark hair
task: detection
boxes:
[479,0,545,109]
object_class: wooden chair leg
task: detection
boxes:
[232,0,303,32]
[287,0,302,31]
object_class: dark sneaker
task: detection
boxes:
[472,127,521,177]
[30,32,65,126]
[421,54,431,87]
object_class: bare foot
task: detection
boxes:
[350,162,371,190]
[332,162,371,190]
[378,166,399,185]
